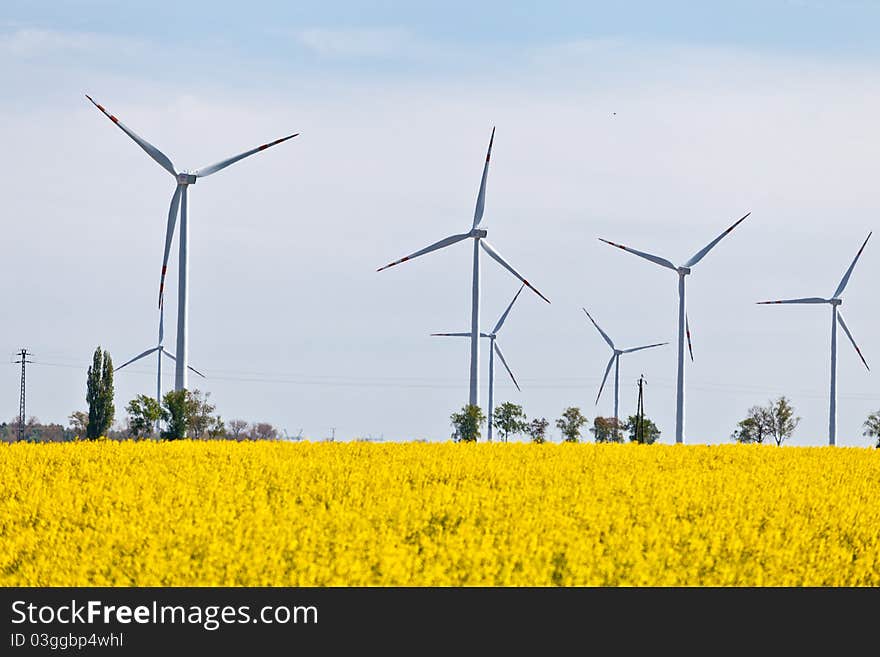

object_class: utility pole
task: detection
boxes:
[636,374,647,444]
[14,349,33,442]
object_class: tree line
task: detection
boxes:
[4,346,284,442]
[449,395,880,447]
[450,403,660,444]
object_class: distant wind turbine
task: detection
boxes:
[378,128,549,407]
[758,232,871,446]
[432,285,526,442]
[115,309,205,429]
[582,309,666,431]
[600,211,751,443]
[85,94,297,392]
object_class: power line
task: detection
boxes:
[13,348,33,442]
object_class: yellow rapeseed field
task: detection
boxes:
[1,441,878,586]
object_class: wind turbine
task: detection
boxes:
[85,94,297,392]
[758,232,871,446]
[377,128,550,408]
[113,309,205,404]
[432,285,525,441]
[582,308,666,431]
[115,308,205,429]
[599,211,751,443]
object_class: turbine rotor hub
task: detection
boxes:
[471,228,487,238]
[177,173,197,185]
[677,266,691,276]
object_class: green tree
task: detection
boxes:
[185,389,217,439]
[623,414,661,444]
[590,416,624,443]
[864,411,880,448]
[766,397,799,446]
[525,417,549,444]
[126,395,162,439]
[161,390,189,440]
[492,402,526,443]
[86,346,114,439]
[556,407,587,443]
[451,404,485,443]
[732,397,799,446]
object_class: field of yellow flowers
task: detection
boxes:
[1,441,878,586]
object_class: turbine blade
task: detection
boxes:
[187,365,207,378]
[480,240,550,303]
[493,342,521,392]
[473,127,495,229]
[158,185,182,308]
[377,232,471,272]
[158,307,165,344]
[115,347,161,371]
[195,133,299,178]
[837,312,870,370]
[85,95,176,177]
[598,238,677,271]
[596,354,615,404]
[833,232,872,298]
[686,315,694,362]
[756,297,829,305]
[430,332,471,337]
[492,284,525,334]
[622,342,668,354]
[684,211,751,268]
[582,308,615,349]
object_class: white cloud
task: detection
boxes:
[0,27,147,58]
[294,27,415,58]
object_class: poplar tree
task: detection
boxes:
[86,346,115,439]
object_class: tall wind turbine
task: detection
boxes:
[582,309,666,431]
[758,232,871,445]
[377,128,549,407]
[116,308,205,427]
[432,285,525,441]
[85,95,297,391]
[600,211,750,443]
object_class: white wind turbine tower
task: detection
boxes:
[377,128,550,407]
[582,309,666,431]
[85,95,297,392]
[432,285,526,441]
[115,308,205,428]
[600,211,750,443]
[758,232,871,446]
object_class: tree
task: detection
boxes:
[86,346,114,439]
[492,402,526,443]
[126,395,162,439]
[556,407,587,443]
[590,416,624,443]
[186,389,217,439]
[251,422,278,441]
[68,411,89,438]
[766,397,800,446]
[525,417,549,444]
[732,397,799,446]
[864,411,880,448]
[161,390,189,440]
[228,419,249,441]
[623,414,661,444]
[450,404,485,443]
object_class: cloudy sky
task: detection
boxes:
[2,1,879,444]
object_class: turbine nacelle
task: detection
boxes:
[470,228,488,238]
[176,173,197,185]
[677,266,691,276]
[830,298,842,306]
